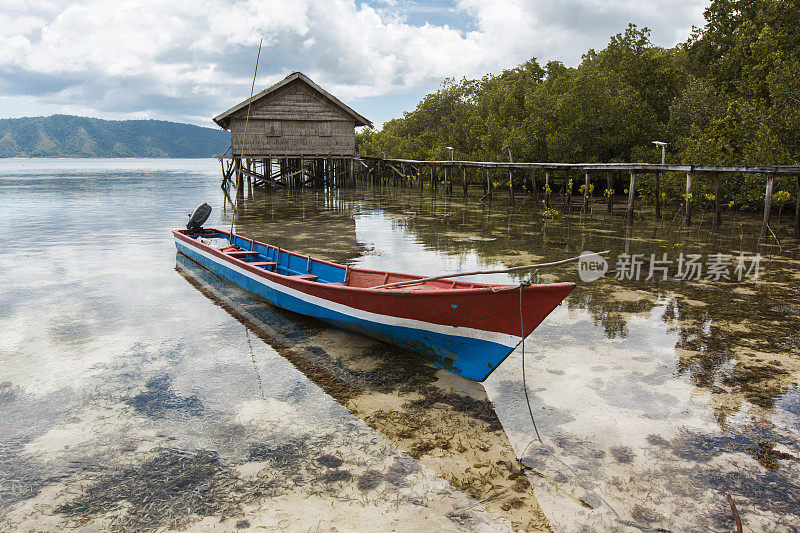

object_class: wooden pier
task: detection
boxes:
[219,155,357,190]
[358,157,800,238]
[222,154,800,239]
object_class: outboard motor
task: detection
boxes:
[187,203,212,233]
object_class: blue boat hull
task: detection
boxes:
[176,240,519,381]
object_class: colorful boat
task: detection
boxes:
[173,227,574,381]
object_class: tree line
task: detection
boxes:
[356,0,799,212]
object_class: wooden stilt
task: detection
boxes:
[565,175,571,211]
[715,174,721,227]
[544,171,550,208]
[654,171,661,218]
[684,172,693,226]
[349,158,354,187]
[234,157,243,195]
[626,171,636,220]
[299,157,305,187]
[794,176,800,238]
[462,166,468,197]
[530,169,537,202]
[761,173,774,239]
[582,171,590,212]
[606,172,613,215]
[508,168,514,202]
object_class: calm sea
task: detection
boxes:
[1,158,798,531]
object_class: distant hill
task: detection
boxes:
[0,115,230,158]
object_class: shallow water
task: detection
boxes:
[1,159,798,532]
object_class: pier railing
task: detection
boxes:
[355,157,800,239]
[218,153,800,239]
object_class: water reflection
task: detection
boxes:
[232,186,800,419]
[227,186,800,530]
[1,160,798,532]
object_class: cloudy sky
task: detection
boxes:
[0,0,709,129]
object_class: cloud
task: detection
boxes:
[0,0,708,126]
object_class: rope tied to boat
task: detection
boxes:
[519,281,543,443]
[516,283,672,533]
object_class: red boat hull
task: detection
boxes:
[174,228,575,380]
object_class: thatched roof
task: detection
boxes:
[213,72,372,129]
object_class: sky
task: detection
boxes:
[0,0,709,129]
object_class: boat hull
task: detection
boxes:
[174,230,574,381]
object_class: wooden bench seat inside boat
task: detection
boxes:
[226,250,259,256]
[249,261,277,268]
[291,274,318,281]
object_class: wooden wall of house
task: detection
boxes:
[228,79,356,156]
[230,118,355,156]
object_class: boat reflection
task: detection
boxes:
[175,253,549,531]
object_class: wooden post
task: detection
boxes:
[462,166,468,197]
[431,166,436,192]
[234,157,243,194]
[508,168,514,202]
[565,175,571,211]
[299,157,305,187]
[654,172,661,218]
[582,170,590,212]
[544,171,550,208]
[606,172,613,214]
[444,166,450,194]
[349,158,354,187]
[715,174,721,227]
[761,173,774,239]
[626,170,636,220]
[530,169,537,201]
[485,168,491,196]
[684,172,693,226]
[795,175,800,238]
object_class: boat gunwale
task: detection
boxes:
[173,228,575,296]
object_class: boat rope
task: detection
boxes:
[516,282,670,533]
[245,328,268,404]
[519,282,543,443]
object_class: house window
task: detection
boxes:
[318,122,332,136]
[267,120,281,136]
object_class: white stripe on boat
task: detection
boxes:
[180,240,521,348]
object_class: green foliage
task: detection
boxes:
[773,190,790,206]
[0,115,229,158]
[680,0,800,166]
[356,3,800,207]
